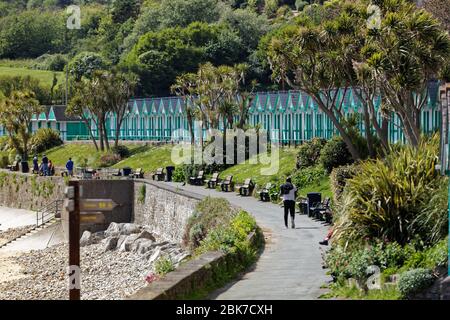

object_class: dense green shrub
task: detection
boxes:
[398,268,435,298]
[296,138,326,169]
[319,137,353,173]
[111,145,130,159]
[154,255,175,276]
[183,197,237,249]
[0,155,9,168]
[33,53,67,71]
[325,241,413,283]
[330,164,360,204]
[333,135,446,245]
[196,210,259,256]
[172,166,187,182]
[98,153,121,167]
[402,238,448,271]
[292,165,327,190]
[29,128,63,154]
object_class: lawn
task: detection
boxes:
[40,143,147,168]
[220,147,298,186]
[0,66,64,88]
[219,147,332,198]
[112,144,175,173]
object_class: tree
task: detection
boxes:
[68,52,107,82]
[0,90,41,160]
[66,80,100,151]
[171,73,199,145]
[0,10,64,59]
[102,70,138,148]
[266,14,365,160]
[361,0,450,147]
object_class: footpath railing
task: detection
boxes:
[36,199,63,227]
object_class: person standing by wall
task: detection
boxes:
[280,177,297,229]
[41,154,49,176]
[66,157,74,176]
[32,154,39,174]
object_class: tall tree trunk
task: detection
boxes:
[102,118,110,151]
[314,96,361,161]
[84,118,99,151]
[362,105,375,158]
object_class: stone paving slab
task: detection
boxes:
[165,182,332,300]
[0,207,36,231]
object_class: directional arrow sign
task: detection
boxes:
[80,212,105,224]
[79,199,118,212]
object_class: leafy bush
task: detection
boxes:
[330,164,360,204]
[402,238,448,271]
[0,155,9,168]
[154,255,175,276]
[319,136,353,173]
[325,241,412,283]
[98,153,121,167]
[111,145,130,159]
[172,166,187,182]
[398,268,435,298]
[296,138,326,169]
[292,165,327,190]
[183,197,237,249]
[295,0,309,11]
[33,53,67,71]
[333,135,446,245]
[29,128,63,154]
[196,209,259,256]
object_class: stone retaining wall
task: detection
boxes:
[133,180,202,243]
[0,169,66,210]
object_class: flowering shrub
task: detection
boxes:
[145,272,159,284]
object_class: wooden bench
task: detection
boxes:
[205,172,219,189]
[257,182,272,202]
[218,175,234,192]
[133,168,145,179]
[152,168,165,181]
[7,161,19,172]
[189,170,204,185]
[311,197,332,222]
[237,178,254,196]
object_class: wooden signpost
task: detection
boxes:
[65,181,119,300]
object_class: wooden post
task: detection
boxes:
[68,180,80,300]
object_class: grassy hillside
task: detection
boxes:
[36,142,331,197]
[112,145,175,173]
[0,66,64,88]
[220,147,298,186]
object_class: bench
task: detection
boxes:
[189,170,204,185]
[205,172,219,189]
[311,197,332,222]
[237,178,254,196]
[257,183,272,202]
[111,168,122,177]
[7,161,19,172]
[218,175,234,192]
[152,168,165,181]
[133,168,145,179]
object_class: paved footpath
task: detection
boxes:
[166,182,332,300]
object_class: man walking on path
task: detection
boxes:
[66,158,74,176]
[280,177,297,229]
